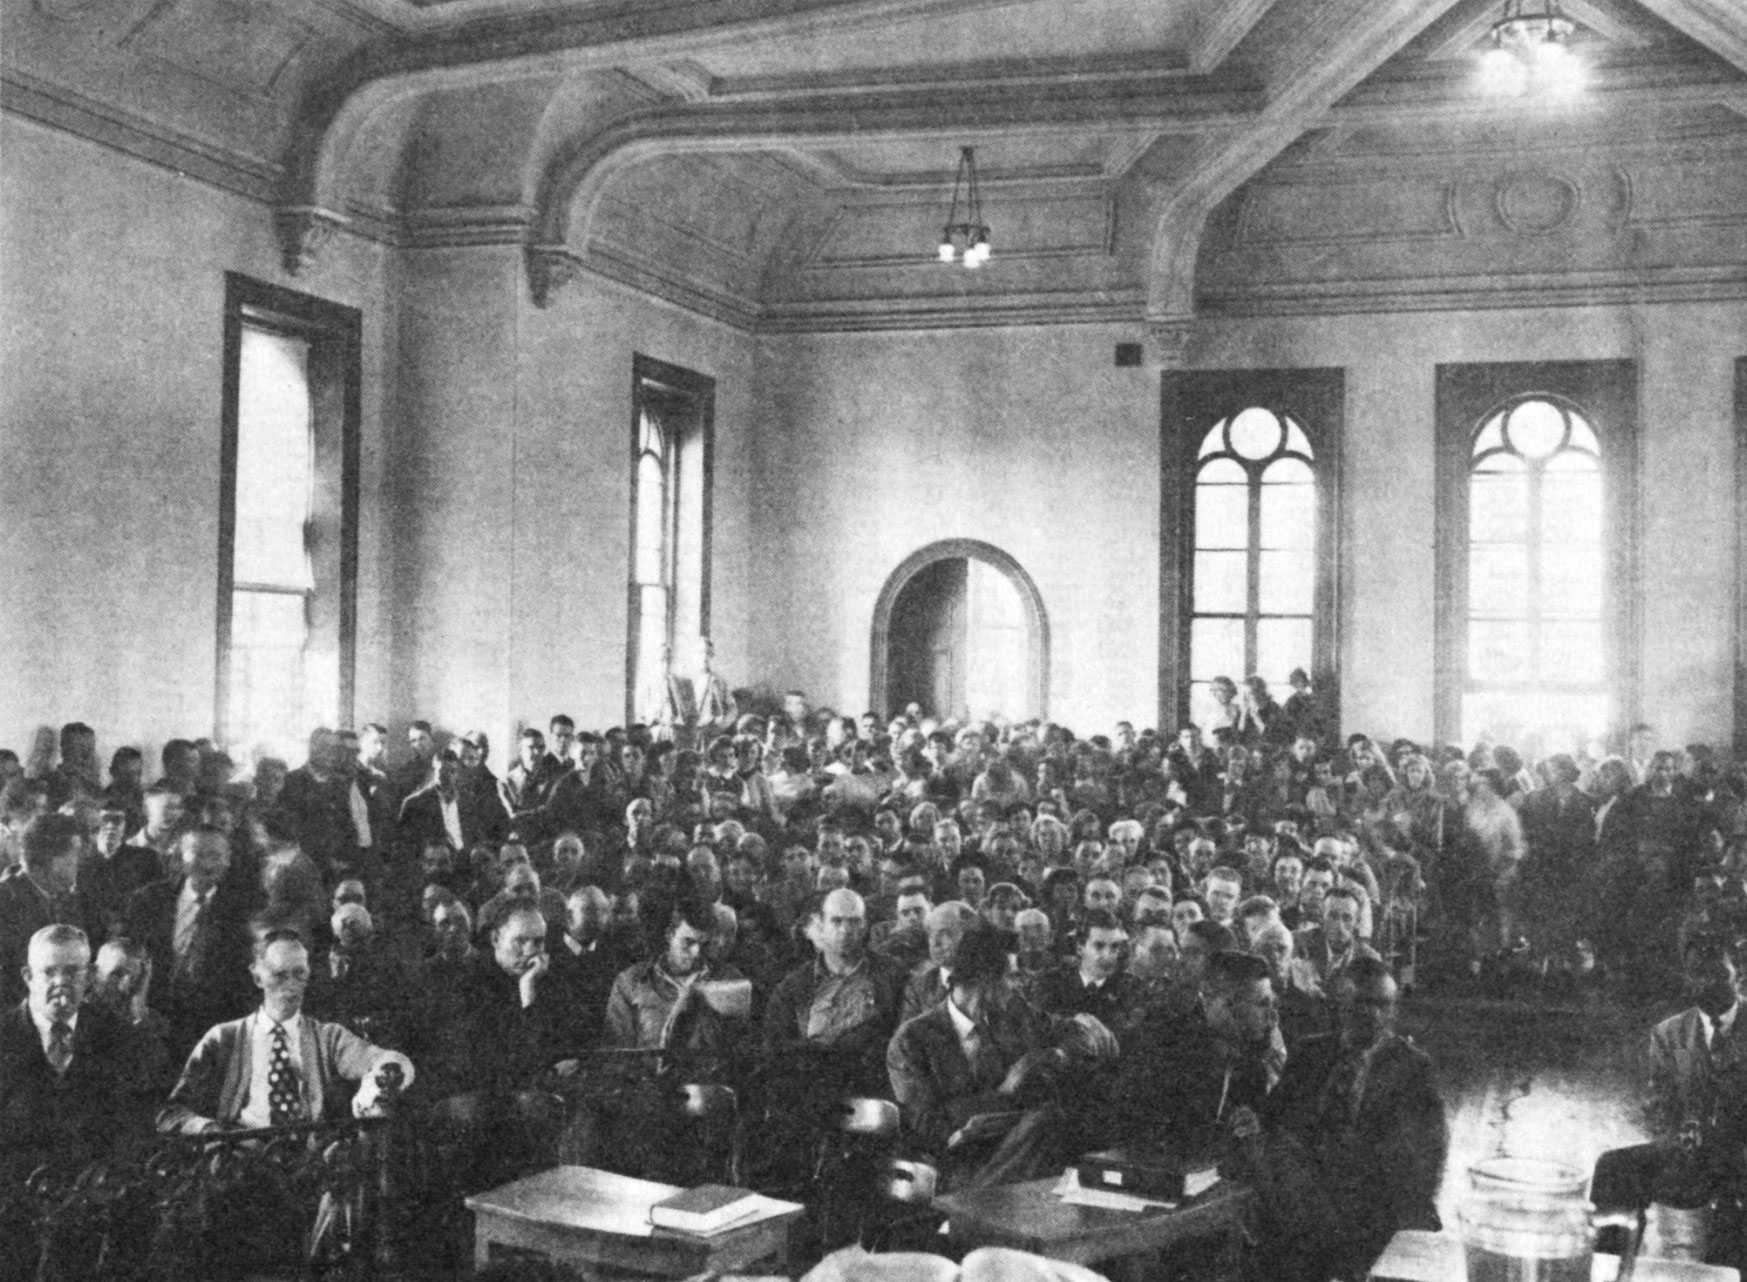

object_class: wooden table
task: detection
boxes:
[934,1176,1252,1279]
[466,1166,802,1279]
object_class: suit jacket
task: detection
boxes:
[1519,787,1597,874]
[279,766,364,872]
[157,1009,399,1134]
[1115,1004,1272,1151]
[0,1000,152,1180]
[121,876,252,1054]
[885,995,1055,1154]
[900,962,952,1024]
[1031,966,1145,1045]
[397,786,496,858]
[1260,1031,1446,1246]
[1647,1005,1747,1144]
[764,952,908,1096]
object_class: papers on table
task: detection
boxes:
[1050,1169,1181,1212]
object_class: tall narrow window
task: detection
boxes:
[1435,361,1637,752]
[219,276,360,761]
[628,356,714,724]
[1189,408,1317,726]
[1464,397,1605,743]
[1161,369,1343,735]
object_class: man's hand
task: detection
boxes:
[518,953,550,1007]
[553,1058,582,1078]
[1228,1105,1262,1142]
[1063,1013,1119,1060]
[997,1047,1065,1096]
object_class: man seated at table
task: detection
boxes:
[158,929,414,1133]
[1115,949,1279,1154]
[1592,934,1747,1236]
[1235,955,1445,1280]
[1032,909,1145,1046]
[887,924,1116,1191]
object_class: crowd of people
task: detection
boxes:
[2,682,1745,1278]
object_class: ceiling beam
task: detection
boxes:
[1638,0,1747,75]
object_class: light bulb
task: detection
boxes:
[1536,40,1583,95]
[938,240,956,263]
[1479,46,1527,96]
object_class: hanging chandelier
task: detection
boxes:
[938,146,991,269]
[1480,0,1583,96]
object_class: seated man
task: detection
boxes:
[303,903,408,1049]
[1237,956,1445,1280]
[1593,934,1747,1230]
[887,925,1115,1191]
[765,889,908,1100]
[1293,885,1381,987]
[158,929,413,1133]
[1032,909,1144,1045]
[900,901,980,1023]
[870,881,933,973]
[1116,949,1279,1153]
[1248,919,1328,1051]
[606,896,749,1063]
[0,925,153,1183]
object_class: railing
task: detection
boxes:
[3,1111,401,1282]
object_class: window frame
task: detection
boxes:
[1160,369,1344,735]
[1434,360,1639,747]
[216,273,360,747]
[625,354,715,725]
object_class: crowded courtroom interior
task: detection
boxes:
[4,0,1747,1277]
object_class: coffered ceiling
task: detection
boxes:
[5,0,1745,328]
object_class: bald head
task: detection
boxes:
[814,887,868,970]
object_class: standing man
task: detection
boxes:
[123,825,251,1058]
[500,729,565,842]
[0,814,98,1009]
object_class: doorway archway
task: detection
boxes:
[870,540,1049,722]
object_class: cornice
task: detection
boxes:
[757,288,1146,334]
[708,50,1207,100]
[1,68,281,204]
[580,242,761,329]
[1198,264,1747,316]
[401,202,534,247]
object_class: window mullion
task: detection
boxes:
[1245,465,1261,676]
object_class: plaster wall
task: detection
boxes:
[387,254,758,757]
[0,115,396,771]
[1193,301,1746,748]
[749,325,1161,731]
[750,303,1744,748]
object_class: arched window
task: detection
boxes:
[1160,368,1343,736]
[1188,407,1318,727]
[1435,360,1637,753]
[1463,395,1606,744]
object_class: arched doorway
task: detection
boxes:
[871,540,1048,722]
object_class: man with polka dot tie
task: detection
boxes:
[158,930,413,1134]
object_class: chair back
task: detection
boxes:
[838,1097,901,1137]
[884,1159,938,1204]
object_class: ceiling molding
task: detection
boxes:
[1190,0,1279,74]
[758,287,1146,333]
[707,49,1203,99]
[583,241,761,328]
[1329,60,1746,124]
[618,60,716,102]
[1198,264,1747,315]
[526,75,1265,257]
[1,68,281,204]
[1641,0,1747,74]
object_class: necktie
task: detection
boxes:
[47,1020,72,1076]
[1324,1051,1365,1126]
[963,1023,1003,1088]
[267,1023,305,1125]
[174,889,206,962]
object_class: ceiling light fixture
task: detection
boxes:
[1481,0,1583,97]
[938,146,991,269]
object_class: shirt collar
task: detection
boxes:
[946,994,978,1040]
[259,1009,304,1039]
[1700,1003,1739,1044]
[30,1005,77,1043]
